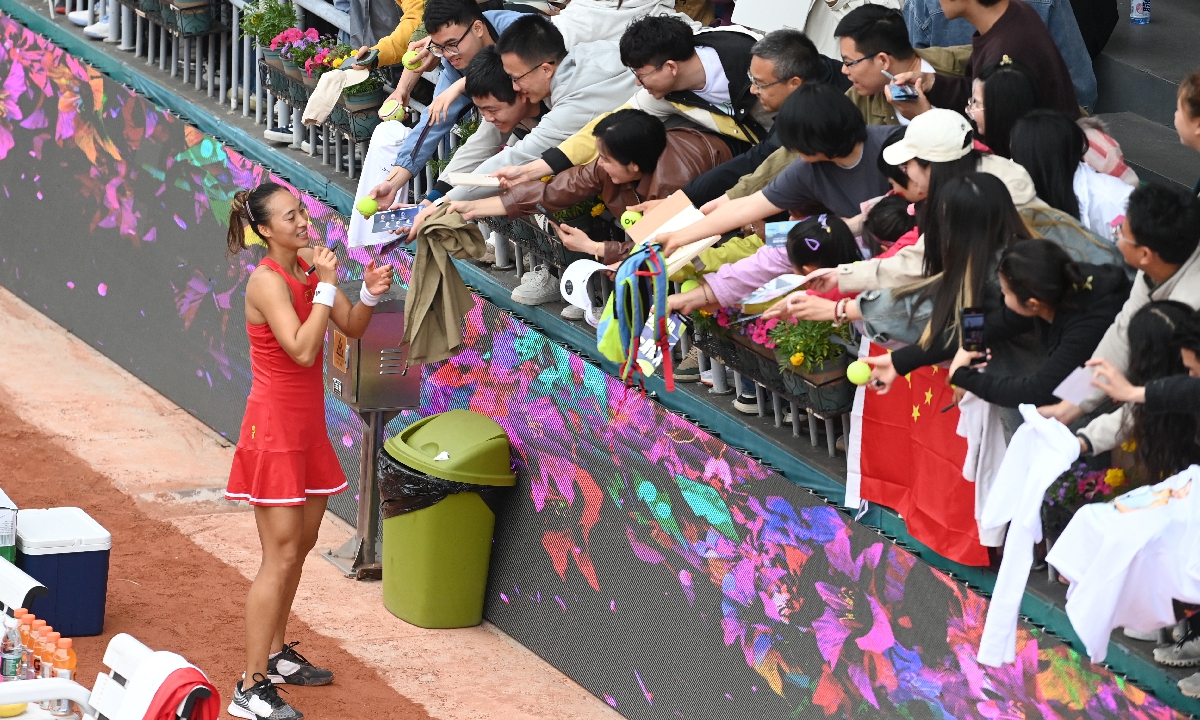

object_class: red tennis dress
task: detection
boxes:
[225,257,347,506]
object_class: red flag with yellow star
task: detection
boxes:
[857,343,989,566]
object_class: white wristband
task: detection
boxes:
[359,282,382,307]
[313,282,337,308]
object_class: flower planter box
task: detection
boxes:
[282,58,304,81]
[302,73,320,90]
[342,89,384,112]
[262,47,284,70]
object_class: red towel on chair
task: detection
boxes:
[142,667,220,720]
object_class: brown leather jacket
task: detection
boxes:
[499,127,732,263]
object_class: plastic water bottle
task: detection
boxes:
[52,639,77,719]
[39,631,60,711]
[1131,0,1149,24]
[0,617,22,681]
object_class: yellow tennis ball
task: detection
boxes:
[0,704,27,717]
[680,279,700,294]
[403,50,422,70]
[846,360,871,386]
[620,210,642,229]
[356,196,379,218]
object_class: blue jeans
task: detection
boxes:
[903,0,1097,111]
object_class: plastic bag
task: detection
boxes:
[377,451,505,519]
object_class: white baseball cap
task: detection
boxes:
[881,109,974,165]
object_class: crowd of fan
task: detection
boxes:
[351,0,1200,690]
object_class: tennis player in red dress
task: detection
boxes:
[224,181,393,720]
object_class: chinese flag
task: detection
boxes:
[857,343,989,566]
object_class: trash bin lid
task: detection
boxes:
[383,409,516,487]
[17,508,112,555]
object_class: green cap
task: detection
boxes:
[383,409,516,487]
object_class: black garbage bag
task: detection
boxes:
[377,451,507,519]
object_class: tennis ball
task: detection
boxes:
[680,279,700,294]
[0,704,27,718]
[620,210,642,229]
[403,50,422,70]
[356,196,379,218]
[378,99,401,121]
[846,360,871,386]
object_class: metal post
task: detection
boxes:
[160,25,168,71]
[710,362,729,395]
[513,243,525,281]
[134,15,144,57]
[808,410,819,447]
[229,8,239,109]
[119,5,135,50]
[208,32,218,96]
[291,106,302,148]
[790,401,801,437]
[348,140,357,180]
[171,34,179,78]
[308,124,316,156]
[824,416,837,457]
[106,1,120,43]
[196,37,205,91]
[322,124,330,165]
[771,393,783,428]
[254,45,264,123]
[754,384,767,418]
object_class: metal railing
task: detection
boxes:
[57,0,441,183]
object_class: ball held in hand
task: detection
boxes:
[620,210,642,229]
[846,360,871,386]
[680,279,700,294]
[402,50,422,70]
[357,196,379,218]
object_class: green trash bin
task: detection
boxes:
[378,409,516,628]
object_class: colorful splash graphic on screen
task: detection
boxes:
[0,13,1185,719]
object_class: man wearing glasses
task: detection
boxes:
[366,0,526,211]
[492,15,787,187]
[835,5,971,126]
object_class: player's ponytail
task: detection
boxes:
[227,182,286,255]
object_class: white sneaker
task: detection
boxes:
[83,16,109,39]
[263,126,294,144]
[1123,627,1159,642]
[67,8,91,25]
[520,264,544,285]
[700,369,713,386]
[511,267,561,306]
[560,305,585,320]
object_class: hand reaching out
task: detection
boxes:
[362,260,395,296]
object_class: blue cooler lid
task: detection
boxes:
[17,508,112,556]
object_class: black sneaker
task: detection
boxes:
[229,673,303,720]
[268,642,334,686]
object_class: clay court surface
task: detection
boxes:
[0,285,619,720]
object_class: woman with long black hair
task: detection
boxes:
[1009,110,1133,238]
[224,181,393,720]
[945,238,1130,407]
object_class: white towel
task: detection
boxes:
[977,405,1079,667]
[956,392,1009,547]
[348,121,412,249]
[302,67,370,126]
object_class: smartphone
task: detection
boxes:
[880,69,919,102]
[962,307,986,360]
[352,48,379,68]
[535,204,563,233]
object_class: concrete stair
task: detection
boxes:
[1092,0,1200,190]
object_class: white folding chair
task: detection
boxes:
[0,633,212,720]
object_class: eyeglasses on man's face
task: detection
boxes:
[630,64,665,82]
[508,61,553,84]
[429,25,472,58]
[746,71,783,91]
[841,55,871,69]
